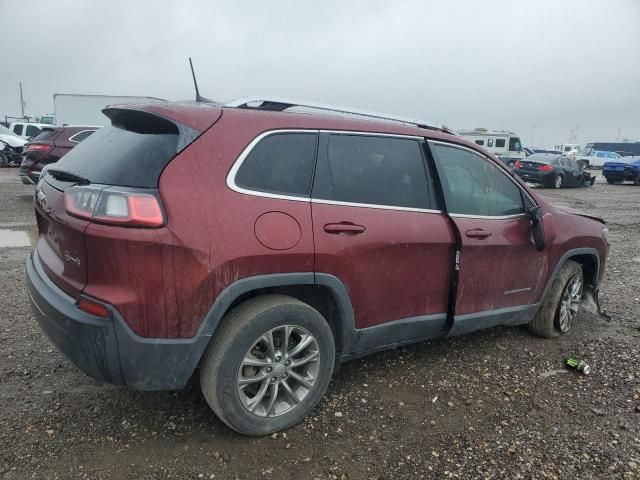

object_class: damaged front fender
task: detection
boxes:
[580,286,611,320]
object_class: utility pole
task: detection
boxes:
[19,82,26,118]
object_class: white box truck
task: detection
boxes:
[53,94,165,127]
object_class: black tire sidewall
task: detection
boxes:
[203,299,335,436]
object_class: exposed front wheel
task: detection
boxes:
[200,295,335,436]
[528,260,583,338]
[553,174,563,189]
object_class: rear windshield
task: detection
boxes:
[53,110,185,188]
[31,128,60,142]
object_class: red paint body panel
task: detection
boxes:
[82,224,211,337]
[452,215,548,314]
[32,102,609,343]
[312,204,454,328]
[34,180,90,297]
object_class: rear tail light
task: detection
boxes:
[64,185,165,227]
[25,143,52,153]
[514,160,523,169]
[537,164,554,172]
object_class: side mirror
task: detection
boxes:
[528,205,545,251]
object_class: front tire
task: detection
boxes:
[528,260,583,338]
[606,177,620,185]
[552,174,563,189]
[200,294,335,436]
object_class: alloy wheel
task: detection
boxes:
[554,175,563,189]
[237,325,320,418]
[556,275,582,333]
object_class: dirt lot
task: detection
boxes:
[1,168,639,479]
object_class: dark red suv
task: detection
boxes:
[26,98,609,435]
[19,126,97,185]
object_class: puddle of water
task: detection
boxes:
[0,230,32,248]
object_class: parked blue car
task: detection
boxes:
[603,156,640,185]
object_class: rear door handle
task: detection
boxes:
[323,222,366,235]
[465,228,492,239]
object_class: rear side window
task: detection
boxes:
[313,134,433,209]
[12,125,23,136]
[235,133,317,197]
[68,130,95,143]
[430,143,524,217]
[53,110,192,188]
[474,140,484,146]
[495,139,506,148]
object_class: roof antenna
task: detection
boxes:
[189,57,212,102]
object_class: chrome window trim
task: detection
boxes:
[427,139,537,215]
[68,129,97,143]
[449,213,528,220]
[227,129,443,214]
[312,198,442,214]
[226,129,317,202]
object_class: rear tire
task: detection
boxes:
[200,294,335,436]
[528,261,583,338]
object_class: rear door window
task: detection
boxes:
[12,124,23,136]
[234,132,317,197]
[313,134,434,209]
[429,143,525,217]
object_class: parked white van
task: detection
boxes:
[457,128,525,162]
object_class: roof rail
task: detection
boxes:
[225,96,457,135]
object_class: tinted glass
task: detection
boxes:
[70,130,95,142]
[314,134,431,209]
[495,139,506,148]
[25,125,40,137]
[475,140,484,145]
[12,125,23,136]
[235,133,317,197]
[487,139,494,147]
[54,115,180,188]
[30,128,59,142]
[430,144,524,216]
[509,137,522,151]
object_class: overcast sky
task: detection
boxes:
[1,0,639,146]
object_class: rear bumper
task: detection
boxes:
[26,251,208,390]
[514,170,552,185]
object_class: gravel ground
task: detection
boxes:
[0,168,638,479]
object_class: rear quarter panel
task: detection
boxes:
[157,113,316,338]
